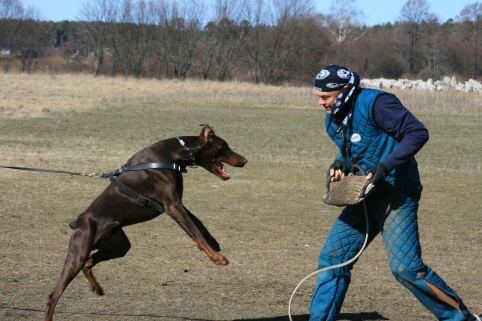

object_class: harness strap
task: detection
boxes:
[122,162,186,173]
[108,176,165,213]
[1,136,193,214]
[104,162,186,213]
[1,162,183,213]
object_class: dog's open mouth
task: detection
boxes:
[215,162,230,180]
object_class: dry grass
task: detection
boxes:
[0,73,481,321]
[0,73,314,118]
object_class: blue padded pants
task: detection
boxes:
[309,191,470,321]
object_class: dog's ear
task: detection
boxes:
[199,124,215,146]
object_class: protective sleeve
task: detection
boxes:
[373,94,429,172]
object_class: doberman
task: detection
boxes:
[44,124,247,321]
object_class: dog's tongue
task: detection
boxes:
[217,163,229,178]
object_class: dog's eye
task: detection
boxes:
[216,149,230,157]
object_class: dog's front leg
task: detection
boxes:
[166,203,229,266]
[183,206,221,251]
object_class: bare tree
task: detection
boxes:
[456,1,482,79]
[235,0,263,83]
[199,0,244,81]
[398,0,437,74]
[239,0,316,84]
[399,0,435,24]
[110,0,155,77]
[347,25,404,79]
[0,0,48,73]
[0,0,24,18]
[325,0,366,44]
[78,0,121,75]
[265,0,317,83]
[0,0,23,71]
[149,0,203,79]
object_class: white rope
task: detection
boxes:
[288,200,370,321]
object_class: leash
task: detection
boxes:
[0,162,186,178]
[288,200,370,321]
[0,165,108,178]
[0,163,183,213]
[1,137,196,214]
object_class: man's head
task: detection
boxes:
[313,64,353,113]
[314,64,352,92]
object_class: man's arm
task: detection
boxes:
[372,93,429,173]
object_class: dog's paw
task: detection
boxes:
[216,255,229,266]
[209,253,229,266]
[91,285,104,296]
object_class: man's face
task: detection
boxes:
[313,89,342,114]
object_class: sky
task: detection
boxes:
[22,0,476,25]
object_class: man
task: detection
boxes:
[310,64,480,321]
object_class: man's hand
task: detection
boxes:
[366,163,388,185]
[328,160,349,182]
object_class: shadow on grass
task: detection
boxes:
[234,311,388,320]
[0,306,388,321]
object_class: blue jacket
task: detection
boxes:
[325,88,423,192]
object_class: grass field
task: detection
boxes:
[0,73,481,321]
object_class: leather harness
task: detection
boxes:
[0,136,197,214]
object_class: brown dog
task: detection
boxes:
[44,124,247,321]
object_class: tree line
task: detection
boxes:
[0,0,481,84]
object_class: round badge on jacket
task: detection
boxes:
[350,133,362,143]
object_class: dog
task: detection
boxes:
[44,124,247,321]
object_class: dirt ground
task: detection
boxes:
[0,74,480,321]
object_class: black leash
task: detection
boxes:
[0,162,186,178]
[1,136,198,214]
[0,163,186,213]
[0,165,107,178]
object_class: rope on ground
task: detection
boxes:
[288,200,370,321]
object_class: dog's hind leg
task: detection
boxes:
[82,227,131,296]
[44,221,96,321]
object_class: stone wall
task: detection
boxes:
[361,76,482,92]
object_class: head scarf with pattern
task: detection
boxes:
[314,64,360,135]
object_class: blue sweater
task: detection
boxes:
[373,93,429,172]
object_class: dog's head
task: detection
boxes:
[196,124,247,180]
